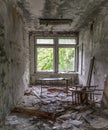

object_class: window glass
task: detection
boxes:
[59,48,75,72]
[35,37,77,73]
[37,48,53,71]
[59,38,76,44]
[37,39,53,44]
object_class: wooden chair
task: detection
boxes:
[71,56,98,105]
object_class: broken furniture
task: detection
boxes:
[38,77,70,96]
[70,85,98,105]
[70,56,100,105]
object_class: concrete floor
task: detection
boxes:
[2,86,108,130]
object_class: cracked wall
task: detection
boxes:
[0,1,29,124]
[78,4,108,105]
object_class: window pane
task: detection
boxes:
[59,48,75,72]
[59,39,76,44]
[37,48,53,71]
[37,39,53,44]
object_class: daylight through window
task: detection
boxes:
[35,37,77,73]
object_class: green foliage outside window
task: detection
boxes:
[37,47,75,72]
[37,48,53,71]
[59,48,75,72]
[36,38,76,72]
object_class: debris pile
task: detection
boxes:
[3,86,108,130]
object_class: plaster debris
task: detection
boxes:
[2,86,107,130]
[5,115,19,126]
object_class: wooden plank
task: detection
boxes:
[86,56,95,86]
[12,107,55,120]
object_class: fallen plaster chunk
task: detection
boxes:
[53,119,82,130]
[71,112,78,119]
[52,123,62,130]
[57,113,71,120]
[70,120,82,127]
[62,121,72,129]
[43,123,52,130]
[5,115,19,126]
[89,117,108,128]
[80,109,94,120]
[53,123,72,130]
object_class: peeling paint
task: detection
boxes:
[0,0,29,124]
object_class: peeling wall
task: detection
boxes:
[0,1,29,123]
[78,5,108,101]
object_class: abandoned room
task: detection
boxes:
[1,0,108,130]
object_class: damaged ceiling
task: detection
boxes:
[17,0,108,31]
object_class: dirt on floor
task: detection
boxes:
[1,85,108,130]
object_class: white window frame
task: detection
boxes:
[34,36,78,74]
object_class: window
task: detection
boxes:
[35,37,77,73]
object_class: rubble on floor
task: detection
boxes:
[2,86,108,130]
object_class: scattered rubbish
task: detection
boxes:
[47,88,63,93]
[81,115,91,125]
[5,115,19,126]
[70,120,82,127]
[87,127,108,130]
[71,112,77,119]
[57,113,71,120]
[3,85,105,130]
[89,117,108,128]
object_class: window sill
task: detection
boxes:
[32,71,78,76]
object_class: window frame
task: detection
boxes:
[34,36,78,74]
